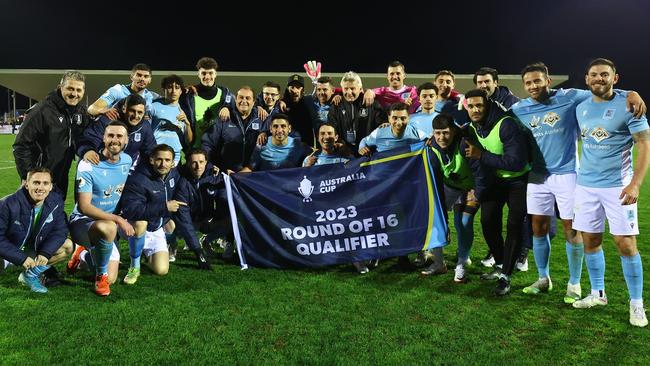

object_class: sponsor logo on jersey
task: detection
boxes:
[528,115,541,129]
[590,127,610,142]
[543,112,560,127]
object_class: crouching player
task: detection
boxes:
[0,168,73,293]
[68,122,134,296]
[425,113,479,282]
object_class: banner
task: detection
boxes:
[225,144,449,269]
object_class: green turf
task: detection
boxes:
[0,134,648,365]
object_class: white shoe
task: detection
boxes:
[572,294,608,309]
[630,303,648,327]
[564,283,582,304]
[481,254,495,267]
[464,258,472,266]
[454,264,467,283]
[522,277,552,295]
[516,257,528,272]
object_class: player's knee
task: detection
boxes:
[134,221,148,236]
[93,220,118,240]
[152,265,168,276]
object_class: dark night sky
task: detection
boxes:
[2,0,649,111]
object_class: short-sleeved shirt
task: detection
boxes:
[360,124,428,152]
[511,88,591,176]
[248,136,306,171]
[576,91,649,188]
[302,150,350,167]
[70,153,132,221]
[409,111,439,136]
[99,84,158,116]
[151,101,186,165]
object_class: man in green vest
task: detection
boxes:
[463,89,531,296]
[180,57,232,149]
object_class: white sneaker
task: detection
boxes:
[572,294,608,309]
[630,303,648,327]
[481,254,495,267]
[516,257,528,272]
[454,264,467,283]
[464,258,472,266]
[564,283,582,304]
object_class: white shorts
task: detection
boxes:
[143,228,169,258]
[527,173,576,220]
[572,185,639,235]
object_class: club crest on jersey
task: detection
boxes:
[603,109,616,120]
[401,92,411,100]
[359,108,368,117]
[169,178,175,188]
[529,115,541,129]
[627,210,635,221]
[122,165,130,174]
[134,133,141,142]
[251,122,259,130]
[58,116,64,123]
[590,127,609,142]
[543,112,560,127]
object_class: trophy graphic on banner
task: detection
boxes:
[298,176,314,202]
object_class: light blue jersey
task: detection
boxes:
[99,84,159,115]
[576,91,649,188]
[359,124,428,152]
[409,111,439,136]
[151,101,186,165]
[511,88,591,177]
[302,150,350,167]
[249,136,306,171]
[70,153,132,221]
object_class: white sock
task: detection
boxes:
[630,299,644,308]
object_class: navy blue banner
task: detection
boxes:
[225,145,449,269]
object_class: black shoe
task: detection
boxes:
[494,277,511,296]
[43,267,67,287]
[395,256,414,271]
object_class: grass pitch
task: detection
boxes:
[0,134,648,365]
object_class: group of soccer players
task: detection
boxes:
[1,57,648,328]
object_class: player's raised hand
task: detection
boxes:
[304,60,322,85]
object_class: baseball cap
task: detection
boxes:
[287,74,304,87]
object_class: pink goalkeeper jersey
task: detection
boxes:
[372,85,420,113]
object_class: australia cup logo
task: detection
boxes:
[298,176,314,202]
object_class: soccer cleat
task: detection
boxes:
[67,244,86,274]
[123,267,141,285]
[515,257,529,272]
[421,262,448,276]
[18,272,48,293]
[522,277,553,295]
[353,261,370,274]
[564,283,582,304]
[481,253,495,267]
[494,277,511,296]
[572,294,608,309]
[454,264,468,283]
[94,274,110,296]
[168,253,176,262]
[480,266,502,281]
[200,235,217,257]
[629,303,648,327]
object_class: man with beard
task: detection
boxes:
[328,71,387,155]
[68,122,134,296]
[88,63,159,120]
[241,114,309,172]
[464,89,530,296]
[511,62,645,302]
[180,57,232,148]
[571,58,649,328]
[363,60,420,114]
[77,93,155,169]
[474,67,520,108]
[119,144,191,285]
[13,70,91,199]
